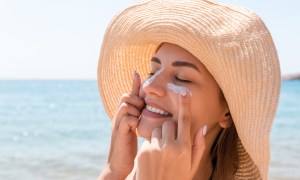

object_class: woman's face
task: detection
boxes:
[138,43,229,141]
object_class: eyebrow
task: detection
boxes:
[151,57,201,73]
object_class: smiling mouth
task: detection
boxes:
[142,104,173,119]
[146,105,170,115]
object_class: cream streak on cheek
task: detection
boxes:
[142,67,165,89]
[167,83,192,96]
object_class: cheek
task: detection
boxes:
[189,92,222,134]
[189,96,206,132]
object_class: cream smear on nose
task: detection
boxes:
[142,67,165,89]
[167,83,192,96]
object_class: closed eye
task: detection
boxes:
[175,76,191,83]
[148,72,191,83]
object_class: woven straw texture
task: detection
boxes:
[98,0,281,179]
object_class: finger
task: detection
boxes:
[117,102,141,118]
[191,125,207,175]
[130,71,141,96]
[162,121,176,143]
[118,93,145,110]
[119,115,140,135]
[177,91,191,145]
[151,127,162,144]
[114,102,141,130]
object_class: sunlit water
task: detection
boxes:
[0,80,299,179]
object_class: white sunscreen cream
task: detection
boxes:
[142,67,165,89]
[167,83,192,96]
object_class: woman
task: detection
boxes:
[97,0,281,179]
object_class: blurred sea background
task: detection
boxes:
[0,80,299,180]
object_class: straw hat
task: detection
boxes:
[97,0,281,179]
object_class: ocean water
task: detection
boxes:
[269,80,300,179]
[0,80,299,180]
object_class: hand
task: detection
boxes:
[136,92,207,180]
[99,72,144,180]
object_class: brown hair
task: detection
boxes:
[209,91,239,179]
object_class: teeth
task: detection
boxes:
[146,105,169,115]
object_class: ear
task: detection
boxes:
[219,110,232,129]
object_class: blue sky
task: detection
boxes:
[0,0,299,79]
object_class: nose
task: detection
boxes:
[142,68,167,97]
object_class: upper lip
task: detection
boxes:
[144,100,171,114]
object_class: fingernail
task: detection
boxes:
[180,89,187,96]
[188,90,192,96]
[202,125,207,136]
[132,70,136,79]
[136,72,141,80]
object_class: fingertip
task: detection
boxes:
[193,127,202,146]
[180,89,187,96]
[178,87,192,98]
[132,70,140,82]
[193,125,207,146]
[179,90,191,105]
[131,71,141,96]
[132,70,136,80]
[202,125,207,137]
[136,71,141,80]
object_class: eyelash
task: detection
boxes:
[147,72,192,83]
